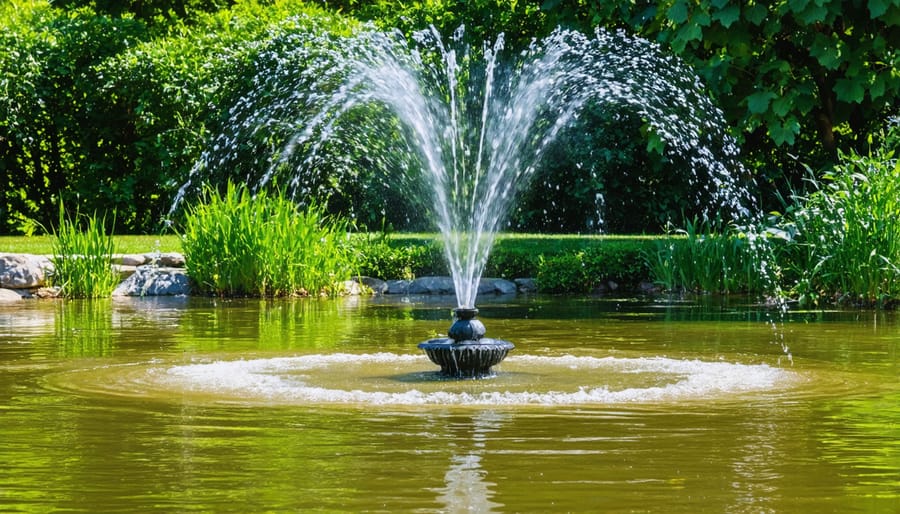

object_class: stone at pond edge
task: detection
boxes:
[0,288,22,302]
[354,276,387,294]
[385,280,411,294]
[112,266,190,297]
[0,254,52,289]
[514,278,537,293]
[404,276,519,296]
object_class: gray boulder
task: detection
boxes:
[355,276,387,294]
[0,288,22,302]
[514,278,537,293]
[479,278,518,295]
[113,266,190,296]
[0,254,52,289]
[409,276,455,295]
[385,280,411,294]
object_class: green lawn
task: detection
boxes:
[0,235,183,255]
[1,232,656,255]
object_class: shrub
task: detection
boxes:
[354,235,445,280]
[50,204,120,298]
[180,183,356,296]
[535,252,591,293]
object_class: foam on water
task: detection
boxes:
[159,353,792,406]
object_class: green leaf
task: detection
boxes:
[747,90,777,114]
[713,5,742,27]
[809,33,842,69]
[796,3,829,24]
[768,116,800,146]
[870,71,887,99]
[771,94,794,117]
[835,77,866,103]
[869,0,890,17]
[744,3,768,24]
[667,1,690,23]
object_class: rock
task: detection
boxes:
[487,278,518,295]
[639,281,661,294]
[0,254,52,288]
[514,278,537,293]
[112,266,190,297]
[408,276,455,295]
[385,280,411,294]
[341,280,365,296]
[115,254,150,266]
[0,288,22,302]
[32,287,61,299]
[112,264,138,279]
[477,279,496,294]
[152,252,185,267]
[355,276,387,294]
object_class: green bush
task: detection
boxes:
[536,252,591,293]
[180,183,356,296]
[50,204,120,298]
[354,235,445,280]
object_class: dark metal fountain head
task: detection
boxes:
[418,308,515,379]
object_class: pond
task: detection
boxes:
[2,294,899,512]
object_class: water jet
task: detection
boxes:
[172,25,751,377]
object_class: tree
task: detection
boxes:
[543,0,900,176]
[49,0,234,21]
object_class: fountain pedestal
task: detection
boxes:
[418,308,514,378]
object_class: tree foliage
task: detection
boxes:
[2,0,898,235]
[0,0,355,234]
[542,0,900,177]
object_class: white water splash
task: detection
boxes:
[161,353,790,406]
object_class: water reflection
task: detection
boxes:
[3,296,900,511]
[434,411,507,513]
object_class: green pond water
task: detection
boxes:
[2,294,899,512]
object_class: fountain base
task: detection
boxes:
[418,338,515,378]
[418,307,514,378]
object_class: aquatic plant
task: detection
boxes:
[645,217,781,295]
[776,145,900,306]
[180,183,355,297]
[50,204,120,298]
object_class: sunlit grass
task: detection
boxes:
[0,235,182,254]
[180,183,357,297]
[50,205,120,298]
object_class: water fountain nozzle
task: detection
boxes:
[449,308,485,342]
[418,307,514,378]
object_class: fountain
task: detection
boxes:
[172,22,749,378]
[417,307,514,378]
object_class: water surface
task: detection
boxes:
[2,295,899,511]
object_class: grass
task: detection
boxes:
[50,205,121,298]
[180,183,357,296]
[0,234,183,254]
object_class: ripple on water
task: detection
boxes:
[45,353,805,407]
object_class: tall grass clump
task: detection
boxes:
[775,145,900,306]
[645,217,782,295]
[180,183,357,296]
[50,204,120,298]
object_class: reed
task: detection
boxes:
[50,204,120,298]
[778,148,900,305]
[180,183,357,296]
[645,217,780,295]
